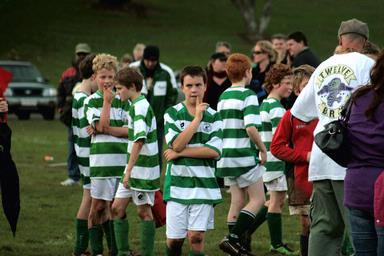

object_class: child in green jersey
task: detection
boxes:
[252,63,296,255]
[111,67,160,256]
[85,54,129,256]
[163,66,223,256]
[216,53,267,256]
[72,53,98,256]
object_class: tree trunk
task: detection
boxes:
[231,0,273,42]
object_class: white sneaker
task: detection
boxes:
[60,178,78,186]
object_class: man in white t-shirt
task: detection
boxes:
[291,18,375,256]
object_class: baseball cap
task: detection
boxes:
[210,52,228,61]
[143,46,160,61]
[75,43,91,54]
[338,18,369,39]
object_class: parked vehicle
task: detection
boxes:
[1,61,57,120]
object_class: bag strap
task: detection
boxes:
[340,97,353,124]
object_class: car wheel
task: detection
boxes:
[16,111,31,120]
[42,108,55,120]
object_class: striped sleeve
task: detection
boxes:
[205,111,223,159]
[243,91,260,128]
[131,105,148,141]
[164,107,180,147]
[84,97,101,127]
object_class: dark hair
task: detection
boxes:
[264,63,293,93]
[115,67,143,92]
[180,65,207,86]
[225,53,252,83]
[288,31,308,46]
[79,54,96,79]
[143,45,160,61]
[352,49,384,119]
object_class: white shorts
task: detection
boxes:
[114,183,156,206]
[166,201,214,239]
[289,205,310,216]
[224,165,266,188]
[90,178,119,201]
[83,183,91,190]
[264,175,288,192]
[83,176,91,190]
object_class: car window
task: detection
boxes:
[0,64,43,83]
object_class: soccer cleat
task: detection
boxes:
[60,178,79,186]
[219,236,255,256]
[270,244,299,255]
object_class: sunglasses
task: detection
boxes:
[252,51,265,55]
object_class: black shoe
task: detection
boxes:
[219,237,255,256]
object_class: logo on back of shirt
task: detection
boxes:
[315,64,356,118]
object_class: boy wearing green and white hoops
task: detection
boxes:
[112,67,160,256]
[84,54,129,256]
[163,66,223,256]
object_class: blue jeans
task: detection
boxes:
[348,208,384,256]
[67,127,80,181]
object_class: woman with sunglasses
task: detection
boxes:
[248,40,277,104]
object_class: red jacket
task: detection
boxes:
[270,110,318,198]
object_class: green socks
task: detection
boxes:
[248,205,268,235]
[229,210,256,243]
[74,219,89,254]
[140,220,156,256]
[267,212,283,248]
[102,220,117,255]
[114,218,130,256]
[89,225,103,255]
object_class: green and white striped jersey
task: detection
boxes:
[216,86,261,178]
[125,95,160,192]
[72,90,91,177]
[260,97,286,182]
[84,90,130,178]
[163,102,223,205]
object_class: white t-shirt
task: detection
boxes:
[291,52,374,181]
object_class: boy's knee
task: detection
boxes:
[111,203,125,219]
[190,233,203,245]
[137,205,152,220]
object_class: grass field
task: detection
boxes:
[0,0,383,84]
[0,117,301,255]
[0,1,383,255]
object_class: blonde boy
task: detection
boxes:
[84,54,129,255]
